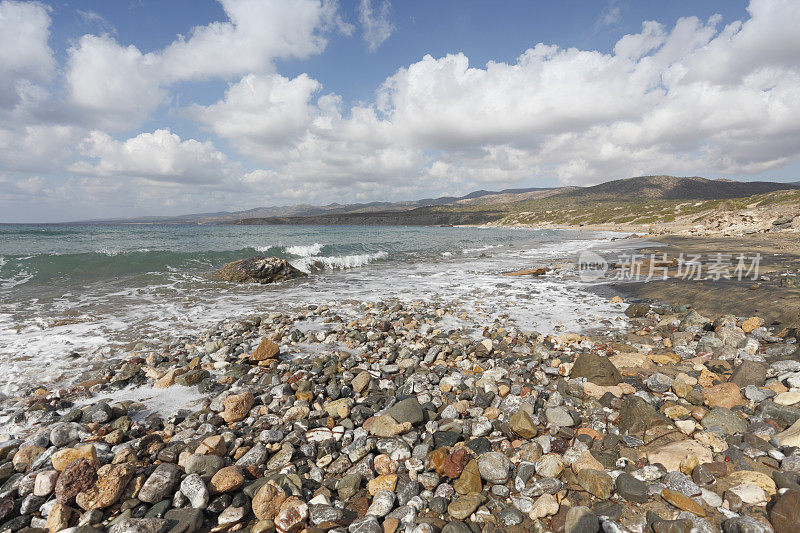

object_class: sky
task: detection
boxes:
[1,0,799,222]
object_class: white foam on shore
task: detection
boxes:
[75,384,206,420]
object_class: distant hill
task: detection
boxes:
[84,175,799,227]
[94,186,558,224]
[557,175,800,201]
[497,176,800,229]
[232,175,800,227]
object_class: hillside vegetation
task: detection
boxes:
[231,175,800,234]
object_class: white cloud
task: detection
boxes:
[159,0,345,81]
[0,0,54,109]
[69,129,240,185]
[64,0,346,130]
[359,0,393,52]
[65,35,165,130]
[0,124,77,174]
[191,73,322,147]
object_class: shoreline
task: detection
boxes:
[1,227,798,532]
[608,234,800,331]
[0,226,630,397]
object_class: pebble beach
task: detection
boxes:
[1,289,799,533]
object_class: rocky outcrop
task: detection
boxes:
[215,257,307,284]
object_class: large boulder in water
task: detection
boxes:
[215,257,307,284]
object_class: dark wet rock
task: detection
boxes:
[615,472,648,503]
[571,354,622,386]
[215,257,307,284]
[619,396,671,435]
[729,361,768,388]
[565,506,599,533]
[434,431,462,449]
[625,303,650,318]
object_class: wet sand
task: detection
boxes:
[612,234,800,329]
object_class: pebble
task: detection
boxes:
[577,468,614,499]
[616,472,649,503]
[208,465,245,494]
[447,494,485,520]
[535,454,564,478]
[565,506,599,533]
[476,451,512,484]
[529,493,559,519]
[180,474,209,509]
[138,463,181,503]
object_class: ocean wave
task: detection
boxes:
[255,243,282,253]
[0,256,34,289]
[294,251,388,272]
[286,243,324,257]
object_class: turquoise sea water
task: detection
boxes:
[0,224,629,394]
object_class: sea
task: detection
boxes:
[0,224,637,396]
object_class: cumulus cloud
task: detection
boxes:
[191,73,322,147]
[159,0,346,81]
[0,0,54,110]
[65,35,166,131]
[359,0,393,52]
[64,0,345,130]
[69,129,240,185]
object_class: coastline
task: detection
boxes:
[0,226,798,532]
[484,219,800,331]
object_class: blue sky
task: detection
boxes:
[0,0,798,222]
